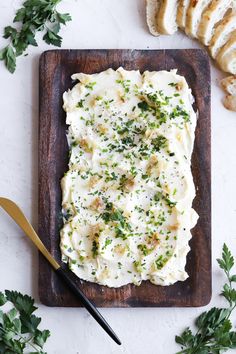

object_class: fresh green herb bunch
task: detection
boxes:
[0,290,50,353]
[0,0,71,73]
[176,244,236,354]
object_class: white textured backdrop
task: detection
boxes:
[0,1,235,353]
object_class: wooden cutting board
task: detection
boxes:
[38,49,211,307]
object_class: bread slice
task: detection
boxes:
[197,0,232,46]
[157,0,178,35]
[223,94,236,111]
[216,31,236,73]
[218,50,236,74]
[209,11,236,58]
[146,0,161,36]
[177,0,191,30]
[221,75,236,95]
[185,0,213,38]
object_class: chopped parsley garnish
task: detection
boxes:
[153,191,177,209]
[134,260,144,273]
[155,254,169,270]
[138,101,149,111]
[151,135,168,151]
[85,81,96,90]
[165,197,177,208]
[100,202,132,240]
[138,244,154,256]
[105,171,118,182]
[141,174,149,180]
[116,79,131,94]
[102,238,112,250]
[92,240,99,258]
[170,105,190,122]
[77,99,85,108]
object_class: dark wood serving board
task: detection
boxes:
[38,49,211,307]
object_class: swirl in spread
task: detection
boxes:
[60,67,198,287]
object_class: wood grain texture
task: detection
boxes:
[38,49,211,307]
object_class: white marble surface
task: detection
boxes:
[0,1,236,353]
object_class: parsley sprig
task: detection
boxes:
[176,244,236,353]
[0,290,50,353]
[0,0,71,73]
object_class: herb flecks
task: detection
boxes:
[100,202,132,240]
[151,135,168,152]
[155,254,170,270]
[85,82,96,90]
[153,191,177,209]
[92,240,99,258]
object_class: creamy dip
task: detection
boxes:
[60,67,198,287]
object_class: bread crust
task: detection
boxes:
[197,0,232,46]
[216,31,236,68]
[177,0,191,29]
[223,94,236,111]
[221,75,236,95]
[157,0,178,35]
[146,0,161,36]
[218,50,236,74]
[185,0,212,38]
[209,11,236,58]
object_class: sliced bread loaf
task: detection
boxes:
[185,0,213,38]
[146,0,161,36]
[223,94,236,111]
[216,30,236,72]
[221,75,236,95]
[177,0,191,30]
[197,0,232,46]
[209,11,236,58]
[218,50,236,74]
[157,0,178,35]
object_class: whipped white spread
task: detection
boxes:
[60,67,198,287]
